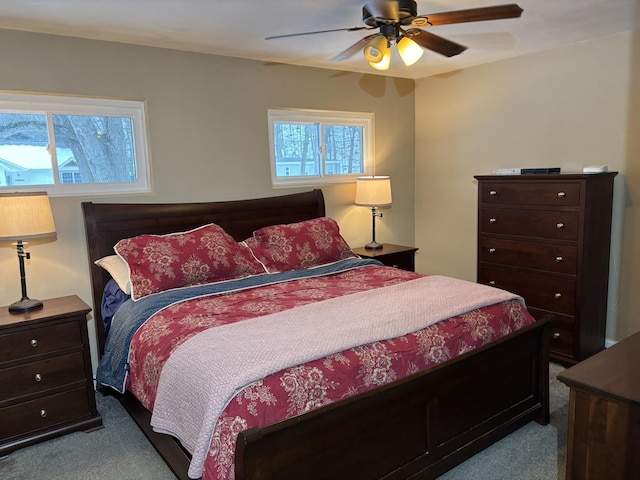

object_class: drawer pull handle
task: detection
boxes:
[489,190,497,196]
[489,218,497,223]
[553,332,561,339]
[555,256,563,262]
[554,293,562,299]
[40,409,47,418]
[557,192,566,198]
[35,373,42,382]
[489,280,496,286]
[489,248,496,254]
[556,223,565,229]
[30,339,38,347]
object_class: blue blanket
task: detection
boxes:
[96,257,381,393]
[101,278,130,336]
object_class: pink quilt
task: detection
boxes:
[125,265,534,480]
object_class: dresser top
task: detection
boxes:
[475,172,618,180]
[557,330,640,406]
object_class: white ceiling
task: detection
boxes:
[0,0,638,79]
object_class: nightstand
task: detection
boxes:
[0,295,102,455]
[352,244,418,272]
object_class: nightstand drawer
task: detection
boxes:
[377,252,415,271]
[479,266,576,315]
[0,352,86,403]
[0,321,82,364]
[480,208,579,241]
[479,238,577,274]
[352,244,418,272]
[0,387,91,441]
[480,181,581,206]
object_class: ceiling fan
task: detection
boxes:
[266,1,523,70]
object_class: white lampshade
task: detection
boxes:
[368,48,391,71]
[364,35,389,64]
[355,176,392,207]
[397,36,424,66]
[0,192,57,242]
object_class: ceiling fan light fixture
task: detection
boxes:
[369,47,391,70]
[363,35,389,63]
[397,36,424,66]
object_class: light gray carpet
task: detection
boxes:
[0,363,568,480]
[0,393,176,480]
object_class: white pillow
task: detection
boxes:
[94,255,132,295]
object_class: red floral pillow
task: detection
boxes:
[244,217,356,273]
[114,223,266,300]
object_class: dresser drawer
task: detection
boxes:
[480,208,579,241]
[0,387,91,441]
[0,352,86,403]
[480,182,581,206]
[0,321,82,364]
[479,266,576,315]
[479,238,578,274]
[527,307,575,357]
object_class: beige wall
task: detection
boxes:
[0,29,415,370]
[415,31,640,342]
[3,24,637,367]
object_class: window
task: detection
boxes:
[0,92,151,196]
[268,108,373,187]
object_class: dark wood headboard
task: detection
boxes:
[82,189,325,355]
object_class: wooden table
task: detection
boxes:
[557,331,640,479]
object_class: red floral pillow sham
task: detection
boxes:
[244,217,356,273]
[114,223,266,300]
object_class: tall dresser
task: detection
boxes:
[475,173,617,366]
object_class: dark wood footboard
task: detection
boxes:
[107,316,549,480]
[236,317,550,480]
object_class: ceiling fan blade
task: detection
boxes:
[266,26,372,40]
[365,0,400,23]
[332,33,379,61]
[412,4,523,27]
[404,28,467,57]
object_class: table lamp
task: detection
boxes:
[0,192,57,313]
[355,175,392,250]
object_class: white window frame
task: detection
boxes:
[0,91,151,196]
[268,108,374,188]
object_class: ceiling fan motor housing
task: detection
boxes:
[363,0,418,26]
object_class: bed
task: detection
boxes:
[82,189,550,480]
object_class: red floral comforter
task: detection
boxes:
[125,265,534,480]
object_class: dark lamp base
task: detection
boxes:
[9,298,44,314]
[364,241,383,250]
